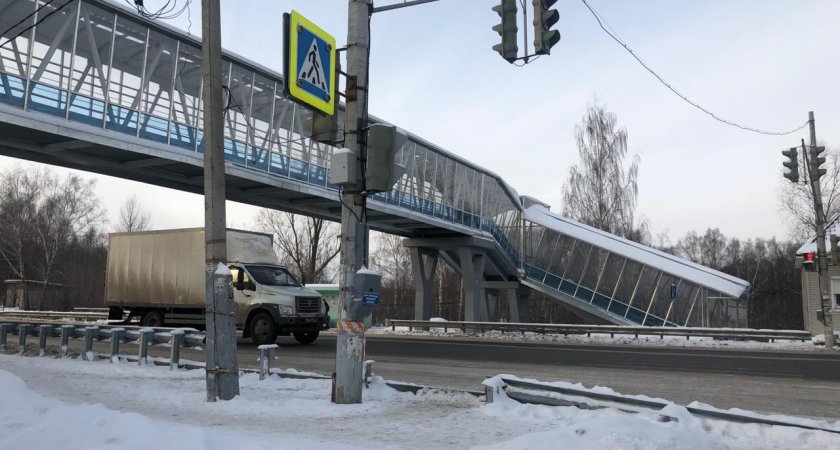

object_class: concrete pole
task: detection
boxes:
[334,0,372,405]
[809,111,835,348]
[202,0,240,401]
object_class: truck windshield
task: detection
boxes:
[244,265,301,287]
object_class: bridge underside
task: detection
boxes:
[0,104,471,240]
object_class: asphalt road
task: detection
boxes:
[13,332,840,419]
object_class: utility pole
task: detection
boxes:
[334,0,372,405]
[202,0,239,401]
[807,111,835,348]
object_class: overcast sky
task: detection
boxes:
[4,0,839,241]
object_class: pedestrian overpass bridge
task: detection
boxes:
[0,0,749,328]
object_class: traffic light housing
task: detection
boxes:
[782,147,799,183]
[492,0,518,63]
[810,145,827,181]
[803,252,816,272]
[532,0,560,55]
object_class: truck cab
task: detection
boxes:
[229,264,328,345]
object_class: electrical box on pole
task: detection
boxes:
[810,145,827,181]
[782,147,799,183]
[532,0,560,55]
[364,124,408,193]
[492,0,518,63]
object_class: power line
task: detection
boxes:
[579,0,808,136]
[0,0,75,52]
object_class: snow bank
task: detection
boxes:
[1,355,838,449]
[0,369,337,450]
[368,327,820,351]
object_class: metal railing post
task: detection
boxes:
[38,324,52,356]
[170,329,185,370]
[258,344,278,380]
[138,329,154,366]
[84,326,99,361]
[60,324,75,358]
[18,324,31,354]
[0,323,9,350]
[110,328,125,363]
[363,360,374,388]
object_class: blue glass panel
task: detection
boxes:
[68,94,105,127]
[577,287,594,301]
[593,294,610,309]
[248,146,270,171]
[422,201,434,216]
[106,105,138,135]
[626,307,645,324]
[309,165,327,186]
[224,139,246,165]
[140,114,170,143]
[609,301,628,316]
[0,73,25,107]
[559,280,577,295]
[196,129,205,153]
[644,315,664,327]
[289,158,309,181]
[544,274,561,289]
[269,153,289,175]
[170,123,197,151]
[28,83,67,116]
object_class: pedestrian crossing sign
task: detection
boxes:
[283,11,336,116]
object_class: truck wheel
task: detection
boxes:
[293,331,319,345]
[250,312,278,346]
[141,310,164,327]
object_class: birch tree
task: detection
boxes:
[562,102,647,242]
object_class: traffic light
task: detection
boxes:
[810,145,827,181]
[782,147,799,183]
[803,252,816,272]
[532,0,560,55]
[492,0,518,63]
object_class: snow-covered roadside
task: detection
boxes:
[2,355,839,449]
[368,325,824,351]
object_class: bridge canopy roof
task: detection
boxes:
[525,205,750,298]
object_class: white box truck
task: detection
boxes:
[105,228,328,345]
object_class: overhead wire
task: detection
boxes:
[0,0,75,51]
[579,0,808,136]
[125,0,190,20]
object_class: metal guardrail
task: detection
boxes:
[486,377,840,435]
[0,309,110,323]
[0,321,204,369]
[384,320,813,342]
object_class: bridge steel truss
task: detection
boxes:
[0,0,749,328]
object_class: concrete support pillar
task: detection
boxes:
[484,289,501,322]
[459,248,486,322]
[508,287,531,323]
[410,247,439,321]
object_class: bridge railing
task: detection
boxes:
[0,0,523,270]
[383,319,812,342]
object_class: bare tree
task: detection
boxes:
[0,168,105,309]
[115,195,152,232]
[562,101,648,242]
[32,174,105,308]
[778,146,840,241]
[370,232,414,322]
[0,170,43,308]
[254,210,339,284]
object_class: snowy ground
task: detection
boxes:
[1,354,839,449]
[368,324,830,352]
